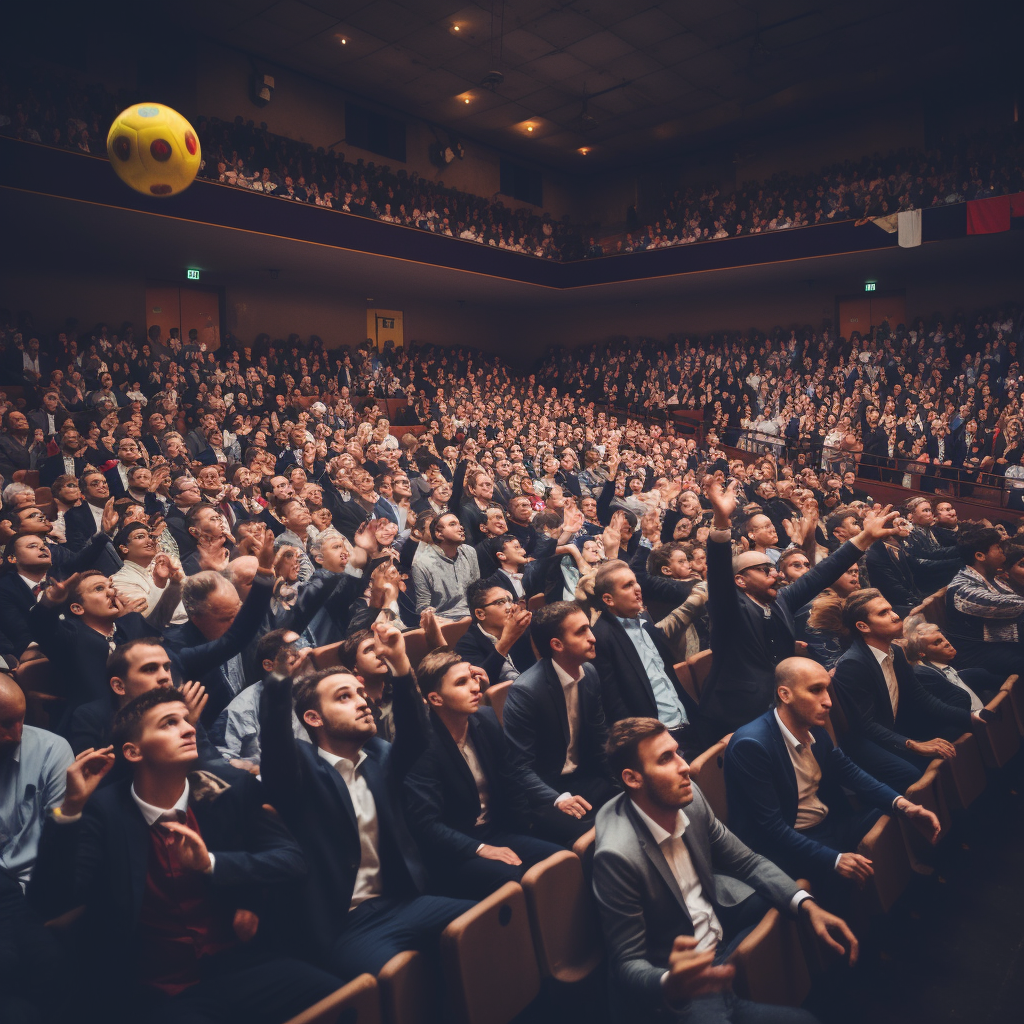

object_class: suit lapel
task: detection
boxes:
[604,614,654,697]
[116,784,153,922]
[855,640,894,722]
[766,715,799,810]
[626,801,690,919]
[315,754,359,833]
[435,715,480,808]
[543,661,571,747]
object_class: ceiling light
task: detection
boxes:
[578,147,590,155]
[452,24,460,31]
[526,125,534,132]
[335,33,348,45]
[465,97,470,103]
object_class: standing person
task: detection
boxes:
[28,689,341,1022]
[258,626,474,976]
[698,479,899,741]
[403,651,562,898]
[593,716,857,1024]
[503,601,619,846]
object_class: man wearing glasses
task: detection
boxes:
[697,479,901,742]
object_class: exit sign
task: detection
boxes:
[186,268,200,281]
[864,281,876,292]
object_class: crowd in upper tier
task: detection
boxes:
[1,295,1024,1022]
[4,67,1024,262]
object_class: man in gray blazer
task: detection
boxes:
[593,717,858,1023]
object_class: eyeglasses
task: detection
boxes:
[739,563,777,577]
[482,595,514,608]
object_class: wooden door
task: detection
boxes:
[838,297,873,339]
[179,287,221,352]
[145,285,181,347]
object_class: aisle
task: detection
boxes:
[807,753,1024,1024]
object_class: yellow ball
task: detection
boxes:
[106,103,201,197]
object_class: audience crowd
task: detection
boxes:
[5,68,1024,264]
[0,289,1022,1023]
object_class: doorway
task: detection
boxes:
[146,283,222,351]
[837,292,906,339]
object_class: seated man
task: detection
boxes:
[945,525,1024,679]
[259,624,473,977]
[725,658,940,906]
[591,560,698,754]
[831,589,980,792]
[335,627,406,742]
[0,674,74,1024]
[455,577,535,686]
[410,512,480,619]
[906,623,1001,711]
[403,650,561,898]
[593,717,857,1024]
[214,630,309,765]
[503,601,619,846]
[901,498,961,594]
[108,524,185,625]
[29,689,341,1023]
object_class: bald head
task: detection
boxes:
[775,657,828,693]
[774,657,832,733]
[0,674,26,755]
[733,550,770,574]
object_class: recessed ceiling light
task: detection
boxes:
[526,125,534,132]
[335,33,347,45]
[452,24,460,31]
[578,147,590,155]
[464,97,470,103]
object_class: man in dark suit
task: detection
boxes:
[161,533,277,728]
[64,469,115,552]
[104,436,145,499]
[593,717,857,1024]
[698,479,897,741]
[403,650,561,898]
[865,533,922,616]
[832,589,978,792]
[489,529,561,600]
[29,688,341,1023]
[454,577,535,686]
[27,389,68,440]
[29,570,171,711]
[503,601,619,846]
[902,497,960,594]
[38,428,88,488]
[259,624,473,976]
[591,560,698,753]
[726,658,939,906]
[906,623,1000,710]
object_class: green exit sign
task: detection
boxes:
[864,281,876,292]
[186,268,200,281]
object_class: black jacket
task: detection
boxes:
[502,658,617,807]
[592,610,696,726]
[913,663,975,714]
[832,638,970,756]
[63,502,107,552]
[865,542,922,616]
[902,527,960,594]
[258,669,431,963]
[38,453,88,488]
[28,771,305,1005]
[454,621,536,687]
[403,708,533,864]
[700,537,864,735]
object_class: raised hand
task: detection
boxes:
[179,680,209,727]
[163,821,213,873]
[257,527,276,572]
[40,572,81,608]
[497,605,532,656]
[60,746,116,816]
[561,504,585,537]
[854,505,901,547]
[101,497,118,535]
[372,621,411,675]
[705,478,738,528]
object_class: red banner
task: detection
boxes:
[966,194,1012,235]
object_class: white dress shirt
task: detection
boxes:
[499,568,525,599]
[87,502,105,533]
[130,779,215,874]
[773,710,829,830]
[632,803,723,952]
[317,747,383,909]
[868,644,899,716]
[457,734,491,828]
[18,574,45,601]
[551,659,583,774]
[926,660,983,713]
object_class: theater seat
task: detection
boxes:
[440,617,472,646]
[527,593,545,611]
[283,975,381,1024]
[688,736,731,825]
[1002,674,1024,736]
[310,642,342,670]
[14,656,62,728]
[441,882,539,1024]
[482,680,512,726]
[939,732,986,811]
[825,685,849,740]
[34,485,52,507]
[378,950,433,1024]
[522,851,602,983]
[13,470,39,487]
[673,662,699,705]
[402,628,428,670]
[686,650,713,696]
[572,827,596,883]
[857,814,912,914]
[919,589,947,629]
[728,900,811,1006]
[973,689,1021,769]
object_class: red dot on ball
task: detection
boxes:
[112,136,131,161]
[150,139,172,161]
[150,183,172,195]
[184,131,197,155]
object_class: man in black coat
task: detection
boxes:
[865,535,922,616]
[906,622,1000,709]
[63,469,114,552]
[403,651,561,898]
[38,429,88,488]
[503,601,619,846]
[832,590,980,792]
[454,577,536,686]
[591,560,698,753]
[259,624,473,976]
[29,688,340,1023]
[698,479,899,741]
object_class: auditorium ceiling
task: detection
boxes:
[171,0,1001,169]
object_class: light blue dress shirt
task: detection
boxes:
[615,615,689,728]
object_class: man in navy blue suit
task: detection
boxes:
[726,658,940,906]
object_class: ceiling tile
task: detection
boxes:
[605,51,663,80]
[397,23,466,62]
[398,67,473,102]
[646,32,709,66]
[345,1,431,42]
[527,8,603,49]
[519,51,590,82]
[500,29,555,64]
[565,30,635,65]
[658,0,742,28]
[301,0,375,17]
[517,85,575,115]
[631,68,694,102]
[258,0,340,34]
[613,8,686,48]
[567,0,655,30]
[459,102,532,129]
